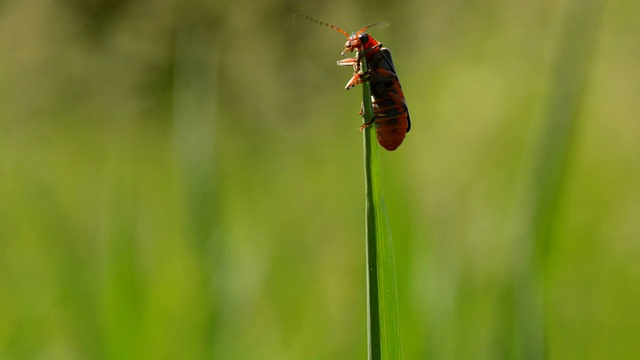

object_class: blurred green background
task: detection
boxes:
[1,0,638,358]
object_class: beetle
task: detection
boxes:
[295,15,411,151]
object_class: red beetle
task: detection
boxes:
[297,15,411,150]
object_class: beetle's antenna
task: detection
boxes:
[293,14,350,39]
[355,24,376,36]
[355,21,390,36]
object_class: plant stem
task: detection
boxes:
[361,56,382,360]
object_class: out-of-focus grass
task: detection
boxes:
[509,0,605,358]
[0,0,639,359]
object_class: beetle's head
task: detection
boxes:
[342,31,379,55]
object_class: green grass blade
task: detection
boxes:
[361,58,403,360]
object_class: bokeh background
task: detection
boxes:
[1,0,638,358]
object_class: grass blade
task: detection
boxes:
[361,57,403,360]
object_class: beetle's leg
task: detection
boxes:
[338,48,367,71]
[358,101,377,131]
[337,57,358,67]
[359,119,375,131]
[346,65,382,88]
[359,113,376,131]
[344,72,366,90]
